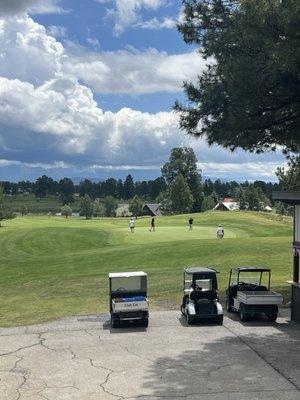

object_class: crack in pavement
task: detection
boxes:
[223,324,300,391]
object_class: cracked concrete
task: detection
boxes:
[0,310,299,400]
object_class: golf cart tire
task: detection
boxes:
[141,318,149,328]
[267,313,277,322]
[180,304,185,316]
[239,306,249,322]
[186,311,194,325]
[111,318,120,329]
[226,297,233,312]
[217,315,224,325]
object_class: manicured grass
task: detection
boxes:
[0,211,293,327]
[7,194,81,213]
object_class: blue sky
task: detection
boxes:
[0,0,286,182]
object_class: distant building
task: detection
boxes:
[143,203,162,216]
[263,205,272,212]
[213,197,239,211]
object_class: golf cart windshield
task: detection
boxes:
[229,269,271,290]
[194,278,212,291]
[111,276,145,293]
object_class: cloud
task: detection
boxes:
[0,0,65,15]
[64,46,206,94]
[98,0,167,35]
[0,15,206,95]
[47,25,67,38]
[0,14,286,181]
[135,16,176,30]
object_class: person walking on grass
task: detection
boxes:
[216,224,224,239]
[129,217,135,233]
[188,217,194,230]
[149,217,155,232]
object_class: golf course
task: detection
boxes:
[0,211,293,327]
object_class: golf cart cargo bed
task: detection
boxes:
[237,291,283,305]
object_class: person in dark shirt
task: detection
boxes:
[189,217,194,230]
[149,217,155,232]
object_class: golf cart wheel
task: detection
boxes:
[217,315,224,325]
[267,313,277,322]
[186,311,194,325]
[239,306,249,322]
[141,318,149,328]
[226,297,232,312]
[111,318,120,329]
[180,304,185,316]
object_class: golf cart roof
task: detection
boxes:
[231,267,271,273]
[108,271,147,278]
[184,267,218,274]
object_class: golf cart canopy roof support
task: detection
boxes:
[109,271,147,278]
[231,267,271,273]
[185,267,219,274]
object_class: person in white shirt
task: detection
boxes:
[129,218,135,233]
[216,224,224,239]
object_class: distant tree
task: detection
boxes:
[129,195,143,217]
[93,200,105,217]
[35,175,54,198]
[115,205,132,217]
[276,157,300,191]
[162,147,202,211]
[201,195,216,212]
[0,186,15,227]
[124,175,134,200]
[244,185,261,210]
[20,205,28,216]
[235,187,247,210]
[61,204,72,219]
[199,192,205,212]
[175,0,300,156]
[170,174,194,214]
[148,177,167,199]
[80,194,93,219]
[79,179,95,198]
[59,178,74,205]
[156,191,172,215]
[103,196,118,217]
[116,179,124,199]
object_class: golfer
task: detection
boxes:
[216,224,224,239]
[188,217,194,230]
[129,218,135,233]
[149,217,155,232]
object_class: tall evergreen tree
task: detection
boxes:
[124,174,134,200]
[0,186,15,227]
[169,174,194,214]
[175,0,300,156]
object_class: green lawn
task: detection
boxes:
[7,194,81,213]
[0,211,293,327]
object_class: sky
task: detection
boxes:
[0,0,286,182]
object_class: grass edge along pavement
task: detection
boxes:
[0,211,293,327]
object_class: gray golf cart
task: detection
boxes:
[226,267,283,322]
[109,271,149,328]
[181,267,223,325]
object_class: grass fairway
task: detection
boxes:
[0,212,293,327]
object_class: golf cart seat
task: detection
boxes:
[191,289,218,302]
[238,283,268,292]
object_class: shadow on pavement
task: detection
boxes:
[141,330,300,399]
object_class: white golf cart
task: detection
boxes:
[226,267,283,322]
[181,267,223,324]
[109,271,149,328]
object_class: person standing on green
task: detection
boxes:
[188,217,194,230]
[149,217,155,232]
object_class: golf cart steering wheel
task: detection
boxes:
[195,284,202,290]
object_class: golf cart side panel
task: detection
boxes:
[237,291,283,305]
